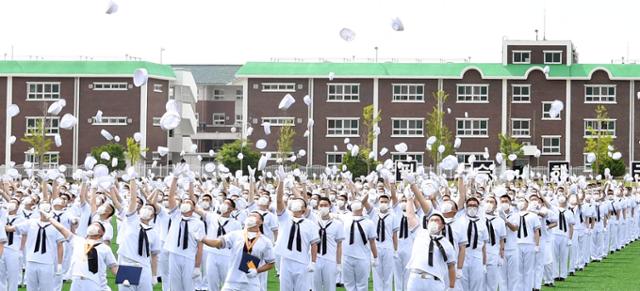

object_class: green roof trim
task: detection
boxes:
[0,61,175,79]
[236,62,640,79]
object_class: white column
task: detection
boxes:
[140,83,148,156]
[242,79,248,139]
[73,77,80,167]
[565,80,571,163]
[5,77,12,166]
[308,78,314,166]
[630,81,635,165]
[372,78,379,160]
[501,79,507,134]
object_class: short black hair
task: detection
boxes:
[500,194,511,201]
[224,198,236,209]
[318,197,331,205]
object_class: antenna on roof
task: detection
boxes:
[535,29,539,41]
[543,8,547,40]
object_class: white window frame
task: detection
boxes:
[326,118,359,137]
[92,116,128,126]
[584,85,616,104]
[93,82,128,91]
[152,117,161,126]
[511,84,531,103]
[583,153,593,173]
[511,118,531,138]
[25,116,60,136]
[541,102,561,120]
[153,84,163,93]
[213,89,225,100]
[25,151,59,168]
[212,113,226,125]
[456,152,488,165]
[26,82,61,100]
[541,135,562,155]
[235,89,243,99]
[391,118,424,137]
[261,83,296,92]
[456,118,489,138]
[326,152,345,167]
[327,83,360,102]
[261,117,294,127]
[512,50,531,64]
[584,118,616,138]
[391,152,424,164]
[261,151,294,161]
[456,84,489,103]
[392,84,425,102]
[235,114,243,125]
[543,50,562,64]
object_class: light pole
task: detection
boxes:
[160,48,166,64]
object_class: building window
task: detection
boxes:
[511,119,531,137]
[261,117,294,127]
[261,151,293,161]
[327,118,359,137]
[585,85,616,103]
[456,84,489,103]
[326,153,345,167]
[25,117,59,135]
[153,84,163,93]
[542,102,561,120]
[327,84,359,102]
[391,153,424,164]
[92,116,128,126]
[542,136,561,155]
[236,89,243,99]
[235,115,243,124]
[152,117,161,126]
[583,153,593,172]
[456,152,488,165]
[456,118,488,137]
[212,113,226,125]
[392,118,424,137]
[392,84,424,102]
[512,84,531,103]
[261,83,295,92]
[512,51,531,64]
[27,82,61,100]
[544,51,562,64]
[93,82,128,91]
[213,89,225,100]
[584,119,616,137]
[25,151,59,168]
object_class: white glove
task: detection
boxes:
[483,265,487,274]
[246,268,258,278]
[498,257,505,266]
[336,263,342,275]
[567,240,573,246]
[248,166,256,181]
[393,251,399,259]
[192,267,201,279]
[122,279,131,287]
[151,276,158,285]
[404,173,416,184]
[276,166,287,180]
[535,245,540,253]
[456,268,463,279]
[372,257,379,267]
[498,210,506,220]
[55,263,63,275]
[306,262,316,272]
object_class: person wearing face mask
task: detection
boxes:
[5,203,65,291]
[364,194,398,291]
[246,178,279,291]
[149,191,174,291]
[437,197,468,290]
[341,195,378,291]
[482,196,505,291]
[116,181,161,291]
[551,193,574,282]
[274,166,320,291]
[592,191,609,262]
[567,194,585,274]
[197,198,241,291]
[163,177,205,291]
[497,194,520,291]
[515,196,541,291]
[313,197,345,291]
[90,191,116,246]
[0,198,25,291]
[458,197,488,291]
[202,211,275,290]
[405,203,457,291]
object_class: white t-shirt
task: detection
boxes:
[68,236,116,286]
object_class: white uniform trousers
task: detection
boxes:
[26,261,55,291]
[117,256,153,291]
[342,256,370,291]
[206,253,231,291]
[518,244,536,291]
[581,232,592,265]
[608,223,617,252]
[461,255,484,291]
[394,248,412,291]
[168,253,195,291]
[69,276,100,291]
[313,257,337,291]
[553,234,569,279]
[373,247,394,291]
[279,257,310,291]
[500,249,520,291]
[194,251,208,290]
[221,281,260,291]
[61,241,72,280]
[2,248,22,291]
[592,229,604,260]
[158,250,170,291]
[407,273,446,291]
[484,263,500,291]
[258,269,269,291]
[537,239,549,288]
[617,221,625,248]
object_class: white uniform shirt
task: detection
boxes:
[4,213,25,251]
[204,213,242,255]
[516,212,541,245]
[163,214,205,258]
[317,218,345,262]
[342,215,377,260]
[221,230,275,289]
[16,220,64,264]
[117,213,161,267]
[68,236,116,286]
[551,208,575,237]
[484,215,506,265]
[407,230,456,281]
[275,211,320,264]
[459,215,488,258]
[369,209,398,250]
[503,212,519,251]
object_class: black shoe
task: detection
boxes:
[570,272,575,276]
[558,278,566,281]
[336,283,344,288]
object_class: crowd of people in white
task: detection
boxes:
[0,160,637,291]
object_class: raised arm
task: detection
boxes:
[48,213,73,240]
[168,176,178,210]
[127,181,137,214]
[411,183,432,215]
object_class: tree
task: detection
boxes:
[361,104,381,152]
[21,119,53,169]
[90,143,126,172]
[584,105,615,175]
[341,151,378,178]
[216,140,261,175]
[598,158,625,177]
[425,90,454,166]
[277,126,295,164]
[125,137,148,166]
[498,133,524,168]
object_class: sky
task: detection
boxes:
[0,0,638,65]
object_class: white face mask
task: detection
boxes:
[139,207,154,220]
[517,201,527,210]
[427,223,440,235]
[7,202,17,212]
[466,207,478,217]
[558,196,567,204]
[199,201,211,210]
[336,200,345,208]
[180,203,192,214]
[87,224,101,236]
[399,202,407,212]
[97,205,108,215]
[379,203,389,212]
[309,199,318,208]
[219,203,229,214]
[318,207,330,217]
[329,195,336,202]
[245,216,258,228]
[351,201,362,211]
[441,202,453,213]
[500,203,509,212]
[257,196,269,206]
[290,200,303,212]
[162,201,170,208]
[38,203,51,213]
